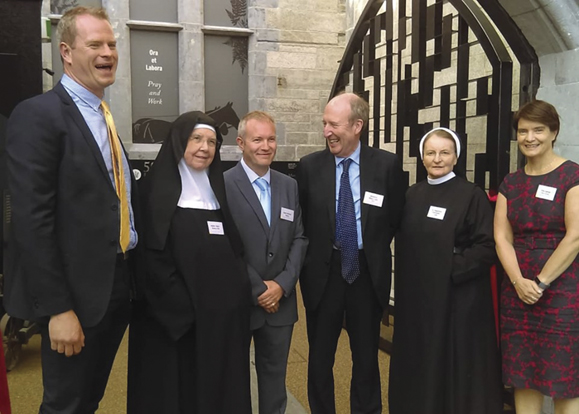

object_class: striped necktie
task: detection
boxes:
[101,101,130,253]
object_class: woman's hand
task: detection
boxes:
[495,194,542,305]
[514,278,544,305]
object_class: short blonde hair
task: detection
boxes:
[58,6,110,47]
[238,111,276,139]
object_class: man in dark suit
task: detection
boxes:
[4,6,139,413]
[298,93,406,414]
[224,111,308,414]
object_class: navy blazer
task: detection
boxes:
[297,145,406,311]
[4,82,140,327]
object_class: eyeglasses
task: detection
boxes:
[189,134,217,147]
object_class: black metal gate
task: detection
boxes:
[331,0,539,191]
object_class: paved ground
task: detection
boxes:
[3,290,555,414]
[6,287,392,413]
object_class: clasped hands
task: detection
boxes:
[257,280,284,314]
[514,277,544,305]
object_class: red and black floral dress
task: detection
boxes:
[500,160,579,398]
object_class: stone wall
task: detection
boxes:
[248,0,346,160]
[40,0,347,162]
[37,0,579,166]
[499,0,579,164]
[536,49,579,163]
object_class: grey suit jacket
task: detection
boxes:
[224,162,308,330]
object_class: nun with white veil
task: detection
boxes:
[388,127,503,414]
[128,111,252,414]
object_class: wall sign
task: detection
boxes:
[130,31,179,143]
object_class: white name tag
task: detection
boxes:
[427,206,447,220]
[363,191,384,207]
[207,221,224,235]
[535,185,557,201]
[280,207,294,222]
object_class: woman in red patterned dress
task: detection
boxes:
[495,100,579,414]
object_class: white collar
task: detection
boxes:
[176,159,220,209]
[334,141,361,166]
[427,171,456,185]
[240,157,271,184]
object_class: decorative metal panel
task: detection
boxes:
[335,3,539,408]
[332,0,539,192]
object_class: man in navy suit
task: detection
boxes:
[4,6,139,413]
[225,111,307,414]
[298,93,406,414]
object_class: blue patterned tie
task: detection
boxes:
[254,177,271,225]
[336,158,360,283]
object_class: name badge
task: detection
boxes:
[363,191,384,208]
[280,207,294,222]
[427,206,447,220]
[207,221,224,235]
[535,185,557,201]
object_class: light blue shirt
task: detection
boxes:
[61,74,138,251]
[240,157,271,203]
[335,141,363,249]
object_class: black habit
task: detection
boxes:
[128,112,252,414]
[388,176,502,414]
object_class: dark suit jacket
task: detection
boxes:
[297,145,406,311]
[224,162,308,330]
[4,82,140,328]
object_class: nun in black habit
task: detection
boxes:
[128,111,252,414]
[388,128,502,414]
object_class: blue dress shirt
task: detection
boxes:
[334,142,363,249]
[61,75,138,251]
[240,157,272,219]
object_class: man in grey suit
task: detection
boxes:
[224,111,308,414]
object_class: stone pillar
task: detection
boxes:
[178,0,204,113]
[105,0,133,145]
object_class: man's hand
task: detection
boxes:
[264,302,280,314]
[48,310,85,357]
[257,280,284,313]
